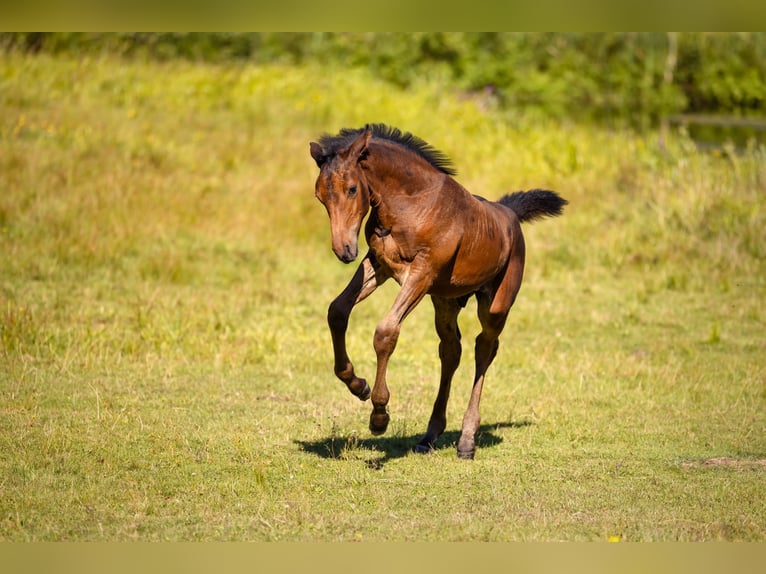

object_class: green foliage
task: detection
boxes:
[2,33,766,127]
[0,52,764,541]
[676,33,766,113]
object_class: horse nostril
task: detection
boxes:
[336,244,356,263]
[333,242,357,263]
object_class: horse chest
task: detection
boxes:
[368,233,415,281]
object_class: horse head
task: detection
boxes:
[310,126,372,263]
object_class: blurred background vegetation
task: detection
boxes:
[2,32,765,131]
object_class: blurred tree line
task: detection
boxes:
[3,32,765,128]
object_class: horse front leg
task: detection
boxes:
[368,272,431,435]
[328,253,387,401]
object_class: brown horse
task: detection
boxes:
[310,124,567,459]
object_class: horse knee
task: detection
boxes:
[327,299,349,332]
[373,320,400,356]
[439,337,461,356]
[439,338,462,371]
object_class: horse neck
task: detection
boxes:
[364,143,446,212]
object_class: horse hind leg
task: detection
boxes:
[414,296,463,454]
[457,238,524,459]
[457,291,511,460]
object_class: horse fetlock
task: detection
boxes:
[334,361,355,380]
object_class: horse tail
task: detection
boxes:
[498,189,568,223]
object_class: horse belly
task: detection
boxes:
[431,240,508,297]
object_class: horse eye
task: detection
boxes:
[348,184,357,196]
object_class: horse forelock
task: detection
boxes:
[317,124,457,176]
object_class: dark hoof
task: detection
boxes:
[413,442,433,454]
[457,437,476,459]
[369,412,390,436]
[457,435,475,459]
[457,448,475,460]
[348,378,370,401]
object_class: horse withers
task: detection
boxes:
[310,124,567,459]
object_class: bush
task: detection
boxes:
[2,32,765,128]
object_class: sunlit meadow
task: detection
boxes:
[1,52,764,541]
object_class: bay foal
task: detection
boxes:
[311,124,566,459]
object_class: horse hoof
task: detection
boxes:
[369,412,390,435]
[457,439,476,459]
[413,442,433,454]
[457,436,475,459]
[348,378,370,401]
[457,449,475,460]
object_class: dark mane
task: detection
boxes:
[317,123,457,176]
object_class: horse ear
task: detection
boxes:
[345,126,372,163]
[310,142,326,167]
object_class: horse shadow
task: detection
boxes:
[295,420,533,469]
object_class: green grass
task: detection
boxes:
[1,51,765,541]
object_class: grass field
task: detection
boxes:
[1,51,765,541]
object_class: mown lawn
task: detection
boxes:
[1,51,764,541]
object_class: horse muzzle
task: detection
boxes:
[334,242,358,264]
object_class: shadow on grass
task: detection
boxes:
[295,420,533,469]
